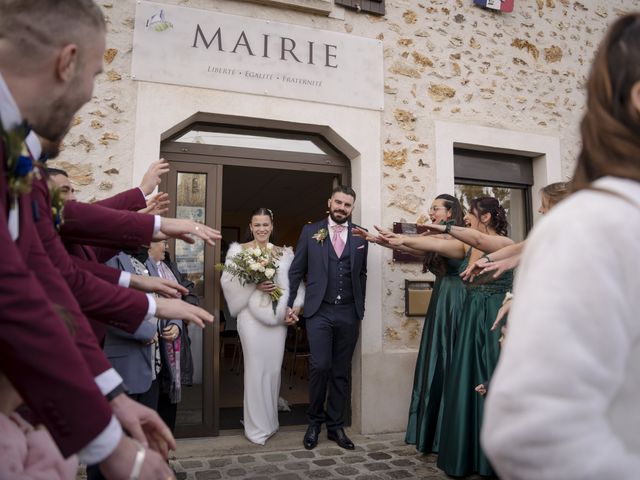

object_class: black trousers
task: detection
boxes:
[305,302,360,431]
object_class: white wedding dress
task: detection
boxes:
[220,243,305,445]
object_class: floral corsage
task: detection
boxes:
[0,121,34,195]
[312,227,328,245]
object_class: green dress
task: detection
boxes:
[437,248,513,477]
[405,257,467,453]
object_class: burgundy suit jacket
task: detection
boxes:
[31,165,149,341]
[94,187,147,212]
[61,199,153,249]
[0,141,111,456]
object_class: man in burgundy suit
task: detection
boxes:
[0,1,213,478]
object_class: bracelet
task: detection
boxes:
[482,254,492,263]
[129,440,146,480]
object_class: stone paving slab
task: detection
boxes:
[170,431,484,479]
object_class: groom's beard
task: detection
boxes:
[329,210,350,224]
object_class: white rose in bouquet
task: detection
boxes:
[264,268,276,279]
[249,262,261,271]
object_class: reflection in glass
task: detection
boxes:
[175,172,206,425]
[176,130,326,155]
[455,184,527,242]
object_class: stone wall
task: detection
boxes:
[52,0,636,348]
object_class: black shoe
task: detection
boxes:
[303,424,321,450]
[327,428,355,450]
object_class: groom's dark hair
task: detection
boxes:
[331,185,356,201]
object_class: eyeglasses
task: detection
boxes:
[429,206,447,213]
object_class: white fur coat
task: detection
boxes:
[220,243,305,326]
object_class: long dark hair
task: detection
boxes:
[573,13,640,189]
[244,207,275,242]
[423,194,465,276]
[470,196,509,237]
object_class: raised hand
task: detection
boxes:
[154,218,222,246]
[109,393,176,457]
[460,256,490,282]
[156,297,214,328]
[139,192,170,216]
[482,255,520,280]
[374,226,404,247]
[99,435,174,480]
[139,159,170,196]
[352,226,379,244]
[129,274,187,298]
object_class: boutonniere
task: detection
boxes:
[50,185,65,231]
[312,227,328,245]
[0,121,34,196]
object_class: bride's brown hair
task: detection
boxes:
[573,13,640,189]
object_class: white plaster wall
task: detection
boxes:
[133,81,383,431]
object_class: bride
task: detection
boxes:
[220,207,305,445]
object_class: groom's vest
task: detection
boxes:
[323,234,354,305]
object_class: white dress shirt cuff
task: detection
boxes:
[145,294,157,321]
[118,271,131,288]
[94,368,123,396]
[153,215,162,237]
[76,416,123,465]
[138,187,147,200]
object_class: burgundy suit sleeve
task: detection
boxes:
[72,255,121,284]
[60,200,154,250]
[0,170,111,457]
[31,172,147,334]
[94,187,147,211]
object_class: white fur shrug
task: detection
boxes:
[220,243,305,326]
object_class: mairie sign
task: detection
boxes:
[132,1,384,111]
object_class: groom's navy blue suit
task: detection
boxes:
[288,218,368,431]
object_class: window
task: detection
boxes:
[454,148,533,242]
[334,0,385,15]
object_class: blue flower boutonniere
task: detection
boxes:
[50,186,65,231]
[0,121,34,195]
[312,227,328,245]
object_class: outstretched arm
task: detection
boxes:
[353,226,425,257]
[376,226,466,260]
[419,223,513,253]
[462,241,526,281]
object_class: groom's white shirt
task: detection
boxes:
[327,217,349,245]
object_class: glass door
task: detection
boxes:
[162,162,221,437]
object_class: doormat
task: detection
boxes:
[220,403,310,430]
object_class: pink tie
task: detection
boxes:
[332,224,346,257]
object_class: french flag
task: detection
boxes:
[474,0,514,12]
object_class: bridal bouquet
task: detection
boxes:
[217,246,283,313]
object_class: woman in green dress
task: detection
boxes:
[419,196,514,477]
[359,194,468,454]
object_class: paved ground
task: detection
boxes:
[169,428,484,479]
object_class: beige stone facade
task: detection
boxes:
[53,0,639,433]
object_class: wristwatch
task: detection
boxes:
[105,382,128,402]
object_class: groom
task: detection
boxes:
[287,185,368,450]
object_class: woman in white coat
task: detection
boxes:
[482,14,640,479]
[220,207,305,445]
